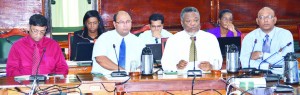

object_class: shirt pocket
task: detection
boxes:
[41,56,55,72]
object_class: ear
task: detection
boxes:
[113,21,117,28]
[180,20,184,27]
[256,18,259,25]
[273,16,277,24]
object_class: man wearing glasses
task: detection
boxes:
[139,13,173,44]
[6,14,68,77]
[240,7,294,70]
[92,11,145,75]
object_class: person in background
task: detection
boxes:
[240,7,294,70]
[91,11,145,75]
[139,13,173,44]
[71,10,106,60]
[161,7,222,72]
[207,9,241,38]
[6,14,68,77]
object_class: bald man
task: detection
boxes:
[92,11,145,75]
[240,7,294,71]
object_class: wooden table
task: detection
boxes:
[77,73,227,95]
[1,70,299,95]
[0,75,81,95]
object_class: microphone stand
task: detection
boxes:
[187,37,202,77]
[241,39,257,74]
[29,48,47,95]
[257,42,292,73]
[111,44,127,77]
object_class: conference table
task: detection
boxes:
[0,68,299,95]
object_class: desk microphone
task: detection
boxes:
[241,39,257,73]
[258,42,292,70]
[187,37,202,77]
[270,59,284,69]
[29,48,47,81]
[29,47,46,95]
[111,44,127,77]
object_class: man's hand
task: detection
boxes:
[177,60,188,69]
[198,61,212,71]
[251,51,262,60]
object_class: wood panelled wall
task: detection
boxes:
[98,0,212,31]
[98,0,300,40]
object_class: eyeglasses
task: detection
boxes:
[150,25,162,28]
[221,17,232,21]
[258,15,274,20]
[31,29,46,34]
[184,19,199,23]
[116,20,132,25]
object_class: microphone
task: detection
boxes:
[111,44,127,77]
[29,48,47,82]
[29,48,46,95]
[241,39,257,73]
[5,38,13,44]
[187,37,202,77]
[270,59,284,69]
[258,42,292,70]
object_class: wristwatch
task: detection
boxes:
[259,52,263,58]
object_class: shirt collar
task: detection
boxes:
[184,30,199,38]
[26,35,44,48]
[259,27,276,40]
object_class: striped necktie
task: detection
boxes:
[32,44,40,75]
[262,35,270,53]
[189,37,197,62]
[119,38,126,69]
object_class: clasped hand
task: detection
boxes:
[176,60,212,71]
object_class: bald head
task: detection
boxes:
[256,7,277,33]
[113,11,131,22]
[113,11,132,37]
[257,7,275,17]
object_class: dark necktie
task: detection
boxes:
[189,37,197,62]
[155,38,158,44]
[32,44,40,75]
[262,35,270,53]
[119,38,126,69]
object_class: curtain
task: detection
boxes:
[51,0,92,27]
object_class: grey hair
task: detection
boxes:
[180,7,200,21]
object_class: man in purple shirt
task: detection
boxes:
[207,9,241,38]
[6,14,68,77]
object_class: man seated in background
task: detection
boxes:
[92,11,145,75]
[161,7,222,72]
[139,13,173,44]
[240,7,294,70]
[6,14,69,77]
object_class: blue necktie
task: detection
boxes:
[119,38,126,68]
[262,35,270,53]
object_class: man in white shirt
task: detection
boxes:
[139,13,173,44]
[92,11,145,75]
[161,7,222,72]
[240,7,294,70]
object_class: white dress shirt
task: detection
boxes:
[240,26,294,70]
[161,30,223,72]
[92,29,145,75]
[138,29,173,44]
